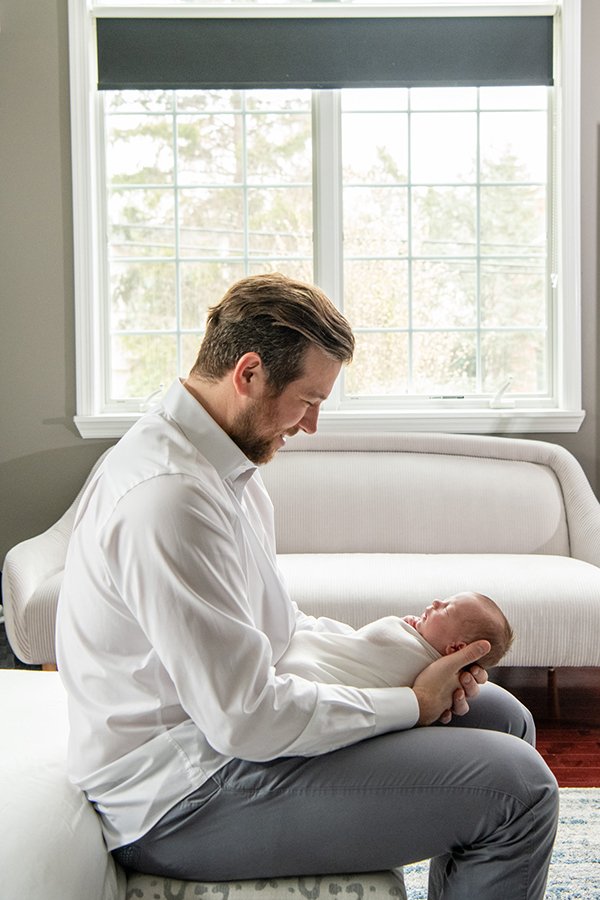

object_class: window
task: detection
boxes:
[69,1,582,437]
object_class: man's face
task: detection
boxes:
[229,345,341,465]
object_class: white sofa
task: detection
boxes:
[4,430,600,668]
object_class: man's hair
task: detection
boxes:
[191,273,355,394]
[463,593,515,669]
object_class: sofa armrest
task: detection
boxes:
[2,448,112,665]
[3,521,73,664]
[543,442,600,566]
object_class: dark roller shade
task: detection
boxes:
[96,15,553,90]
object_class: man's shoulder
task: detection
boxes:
[96,421,231,524]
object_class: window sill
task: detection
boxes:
[74,408,585,439]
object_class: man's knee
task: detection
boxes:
[449,681,536,745]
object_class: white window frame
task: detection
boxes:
[68,0,583,439]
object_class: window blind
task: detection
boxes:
[96,15,554,91]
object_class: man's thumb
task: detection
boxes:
[451,639,491,669]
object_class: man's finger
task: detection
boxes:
[447,639,491,672]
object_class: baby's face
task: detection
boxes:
[411,592,483,655]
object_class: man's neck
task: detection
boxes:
[182,375,233,434]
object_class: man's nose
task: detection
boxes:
[299,405,319,434]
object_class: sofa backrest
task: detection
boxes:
[260,433,571,556]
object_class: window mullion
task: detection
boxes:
[312,89,343,408]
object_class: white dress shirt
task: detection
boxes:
[276,616,440,688]
[56,379,419,851]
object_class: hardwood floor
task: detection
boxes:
[490,667,600,787]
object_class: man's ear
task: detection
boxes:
[232,352,266,398]
[444,641,467,656]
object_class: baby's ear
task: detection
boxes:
[444,641,467,656]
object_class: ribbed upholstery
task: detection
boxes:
[2,449,112,665]
[262,451,569,555]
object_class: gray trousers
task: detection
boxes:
[114,683,559,899]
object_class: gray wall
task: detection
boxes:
[1,0,599,563]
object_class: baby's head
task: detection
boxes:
[412,591,514,668]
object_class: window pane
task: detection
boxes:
[411,113,477,183]
[178,188,245,258]
[245,90,311,112]
[180,261,248,331]
[412,260,477,329]
[481,260,546,327]
[111,334,177,400]
[181,332,203,376]
[480,112,547,182]
[481,331,547,394]
[343,186,408,257]
[411,187,476,257]
[344,260,409,329]
[480,185,546,256]
[342,113,408,183]
[106,114,174,185]
[176,90,242,113]
[342,88,408,112]
[344,332,409,396]
[247,187,313,257]
[110,261,176,331]
[479,86,548,111]
[410,87,477,111]
[248,259,314,282]
[246,112,312,184]
[412,332,477,395]
[108,188,175,258]
[106,90,173,115]
[177,114,244,185]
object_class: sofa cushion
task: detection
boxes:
[278,553,600,667]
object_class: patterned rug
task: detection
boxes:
[402,788,600,899]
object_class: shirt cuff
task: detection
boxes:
[365,687,420,733]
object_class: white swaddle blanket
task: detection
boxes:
[276,616,440,688]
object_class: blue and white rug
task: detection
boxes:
[402,788,600,899]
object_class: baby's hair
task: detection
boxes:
[461,592,514,668]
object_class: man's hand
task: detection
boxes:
[412,641,491,726]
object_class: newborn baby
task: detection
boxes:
[276,591,513,689]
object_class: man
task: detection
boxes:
[57,273,558,899]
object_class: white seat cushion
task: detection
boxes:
[278,553,600,667]
[0,672,408,900]
[0,670,126,900]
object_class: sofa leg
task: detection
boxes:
[41,663,58,672]
[547,667,560,719]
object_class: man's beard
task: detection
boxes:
[228,402,283,466]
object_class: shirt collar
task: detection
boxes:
[161,379,257,494]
